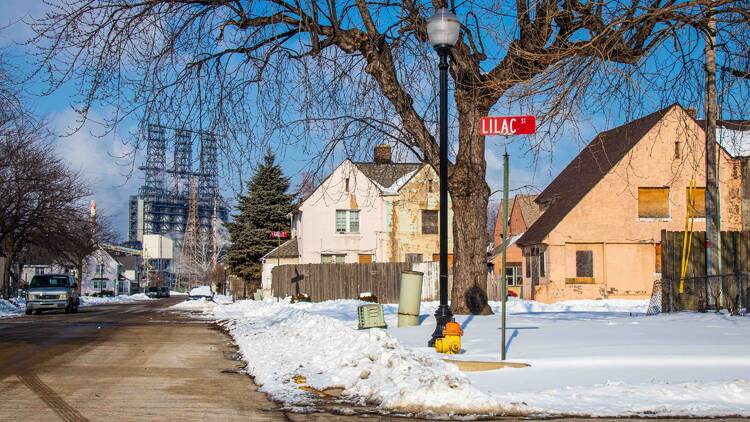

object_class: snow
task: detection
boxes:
[174,297,750,417]
[718,126,750,157]
[80,293,153,306]
[188,285,213,297]
[170,290,188,296]
[0,299,23,318]
[370,168,420,195]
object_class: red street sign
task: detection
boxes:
[480,116,536,136]
[270,231,289,239]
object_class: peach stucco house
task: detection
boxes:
[260,145,454,293]
[517,104,750,303]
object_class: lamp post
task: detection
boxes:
[426,7,460,347]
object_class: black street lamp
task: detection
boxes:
[426,7,460,347]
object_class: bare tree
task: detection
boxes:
[41,213,117,292]
[28,1,750,313]
[0,133,91,298]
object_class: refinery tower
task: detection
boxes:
[128,124,229,246]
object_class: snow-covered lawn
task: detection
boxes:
[173,297,750,418]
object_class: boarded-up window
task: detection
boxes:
[432,253,454,267]
[686,187,706,218]
[576,250,593,278]
[405,253,423,264]
[654,243,662,273]
[422,210,438,234]
[358,254,373,263]
[638,187,670,218]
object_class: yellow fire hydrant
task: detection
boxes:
[434,320,463,354]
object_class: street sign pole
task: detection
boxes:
[480,115,536,362]
[500,146,509,361]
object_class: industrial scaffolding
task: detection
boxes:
[128,124,229,287]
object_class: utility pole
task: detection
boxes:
[704,13,720,304]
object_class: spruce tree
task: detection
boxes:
[227,150,294,290]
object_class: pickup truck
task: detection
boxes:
[26,274,80,315]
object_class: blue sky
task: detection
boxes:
[2,0,711,240]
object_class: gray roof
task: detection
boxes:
[353,162,423,192]
[265,238,299,259]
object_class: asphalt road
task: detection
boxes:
[0,298,389,422]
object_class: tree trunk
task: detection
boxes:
[449,98,493,315]
[2,255,12,300]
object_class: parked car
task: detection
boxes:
[25,274,80,315]
[145,286,170,298]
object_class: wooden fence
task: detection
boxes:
[272,261,500,303]
[661,230,750,312]
[271,262,410,303]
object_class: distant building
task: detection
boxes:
[517,104,750,302]
[490,194,542,297]
[128,124,229,244]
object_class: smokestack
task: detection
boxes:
[374,145,392,165]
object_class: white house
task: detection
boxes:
[82,248,122,296]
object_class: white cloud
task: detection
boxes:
[49,109,142,241]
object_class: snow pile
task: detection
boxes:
[176,297,750,417]
[188,285,213,297]
[0,299,23,318]
[170,290,189,296]
[80,293,153,306]
[210,300,510,415]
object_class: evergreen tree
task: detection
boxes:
[227,150,294,290]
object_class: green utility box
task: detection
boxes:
[357,303,387,329]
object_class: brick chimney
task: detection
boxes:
[685,108,697,120]
[374,144,392,164]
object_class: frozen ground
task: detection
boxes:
[173,297,750,418]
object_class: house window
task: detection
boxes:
[405,253,423,264]
[427,179,434,193]
[674,141,681,159]
[638,187,670,218]
[686,187,706,218]
[335,210,360,233]
[422,210,438,234]
[505,265,522,286]
[321,254,346,264]
[345,178,350,192]
[35,267,45,275]
[525,255,531,277]
[96,263,105,276]
[576,250,594,278]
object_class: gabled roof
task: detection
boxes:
[515,194,542,229]
[353,162,423,194]
[263,238,299,259]
[517,104,678,246]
